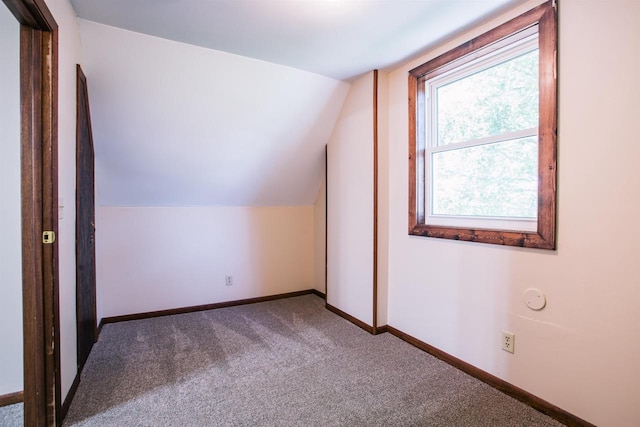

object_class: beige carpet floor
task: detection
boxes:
[0,402,22,426]
[62,294,563,426]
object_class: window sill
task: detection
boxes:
[409,223,555,249]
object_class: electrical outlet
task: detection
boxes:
[502,331,515,353]
[225,275,233,286]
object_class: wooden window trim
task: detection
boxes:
[408,1,557,249]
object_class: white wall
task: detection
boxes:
[44,0,83,403]
[313,177,326,294]
[0,2,23,396]
[385,1,640,426]
[327,72,374,325]
[96,206,314,318]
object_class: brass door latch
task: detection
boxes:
[42,231,55,244]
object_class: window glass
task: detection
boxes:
[431,136,538,218]
[436,49,539,146]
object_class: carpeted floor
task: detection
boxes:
[63,295,563,426]
[0,402,22,426]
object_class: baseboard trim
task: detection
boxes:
[99,289,320,333]
[311,289,326,299]
[325,303,374,334]
[385,326,595,427]
[374,325,388,335]
[0,391,23,407]
[59,369,81,423]
[323,303,387,336]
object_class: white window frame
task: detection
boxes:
[424,32,539,233]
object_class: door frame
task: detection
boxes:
[2,0,59,425]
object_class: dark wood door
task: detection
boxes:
[76,65,97,371]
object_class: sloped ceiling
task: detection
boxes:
[79,20,349,206]
[72,0,520,207]
[71,0,520,81]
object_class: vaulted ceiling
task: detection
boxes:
[71,0,520,207]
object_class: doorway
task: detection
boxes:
[1,0,60,425]
[0,0,23,414]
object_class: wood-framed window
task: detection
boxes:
[408,0,557,249]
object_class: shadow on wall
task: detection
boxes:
[249,81,349,206]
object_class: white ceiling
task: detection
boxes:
[71,0,523,207]
[70,0,520,81]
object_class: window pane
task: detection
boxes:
[436,49,539,146]
[431,137,538,218]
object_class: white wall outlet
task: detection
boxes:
[502,331,515,353]
[225,275,233,286]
